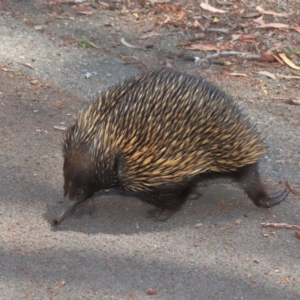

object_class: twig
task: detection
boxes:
[204,51,249,60]
[206,28,230,34]
[261,223,300,231]
[88,41,102,50]
[54,125,67,131]
[216,0,233,6]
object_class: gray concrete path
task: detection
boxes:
[0,2,300,299]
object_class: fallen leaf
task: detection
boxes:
[30,79,41,85]
[235,219,242,225]
[34,25,44,31]
[278,53,300,70]
[162,15,171,24]
[76,10,97,15]
[192,20,201,28]
[54,126,67,131]
[139,32,160,39]
[59,281,66,287]
[20,62,34,69]
[257,23,289,29]
[256,6,291,17]
[283,99,300,106]
[231,34,241,41]
[239,35,257,42]
[272,54,285,65]
[284,276,291,284]
[223,71,247,77]
[146,288,158,295]
[177,40,191,47]
[200,3,228,13]
[186,43,232,51]
[53,102,64,109]
[120,37,138,49]
[291,25,300,33]
[165,61,173,68]
[194,223,203,228]
[295,231,300,239]
[232,34,257,42]
[253,16,265,25]
[186,43,220,51]
[256,71,277,80]
[133,12,139,20]
[156,4,169,11]
[277,74,300,80]
[175,9,186,20]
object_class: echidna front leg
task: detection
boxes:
[233,163,288,208]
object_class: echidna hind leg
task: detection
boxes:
[144,190,188,222]
[146,207,176,222]
[233,163,288,207]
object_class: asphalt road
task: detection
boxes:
[0,2,300,299]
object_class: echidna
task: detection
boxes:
[52,69,288,225]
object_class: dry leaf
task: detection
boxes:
[256,6,291,17]
[295,231,300,239]
[34,25,44,31]
[133,12,139,20]
[253,16,264,25]
[291,25,300,33]
[162,15,171,24]
[235,219,242,225]
[223,71,247,77]
[200,3,227,13]
[272,54,285,65]
[139,32,160,39]
[232,34,257,42]
[277,74,300,80]
[175,9,186,20]
[59,281,66,287]
[120,37,138,49]
[278,53,300,70]
[239,35,257,42]
[54,126,67,131]
[257,23,289,29]
[76,10,96,15]
[146,288,158,295]
[186,43,219,51]
[231,34,241,41]
[256,71,277,80]
[165,61,173,68]
[192,20,201,28]
[30,79,41,85]
[194,223,203,228]
[284,99,300,105]
[177,40,191,47]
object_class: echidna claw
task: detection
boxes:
[261,189,289,208]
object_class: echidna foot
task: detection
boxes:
[260,188,289,208]
[188,189,203,200]
[146,208,174,222]
[73,198,96,218]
